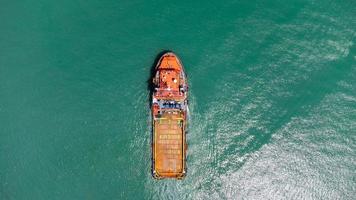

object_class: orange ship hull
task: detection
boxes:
[151,52,188,179]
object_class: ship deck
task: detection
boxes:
[153,111,185,178]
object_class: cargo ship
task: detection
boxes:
[151,52,188,179]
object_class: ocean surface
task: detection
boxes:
[0,0,355,199]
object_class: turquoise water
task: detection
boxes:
[1,0,355,199]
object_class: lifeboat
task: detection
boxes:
[151,52,188,179]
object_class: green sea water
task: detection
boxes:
[1,0,355,199]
